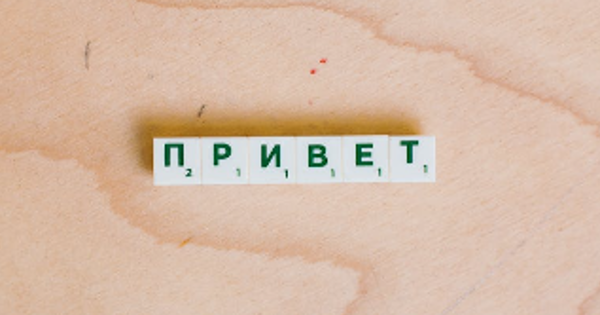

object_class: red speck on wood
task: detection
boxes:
[310,69,317,75]
[320,58,327,64]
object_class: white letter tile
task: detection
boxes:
[296,137,343,184]
[248,137,296,184]
[343,135,389,183]
[202,137,248,185]
[153,138,201,186]
[389,136,435,182]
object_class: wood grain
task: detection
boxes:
[1,0,599,314]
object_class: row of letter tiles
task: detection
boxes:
[153,136,435,185]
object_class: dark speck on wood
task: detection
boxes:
[198,104,207,118]
[84,41,91,70]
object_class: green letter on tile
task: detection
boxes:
[400,140,419,164]
[261,144,281,168]
[213,143,231,166]
[308,144,328,167]
[165,143,184,167]
[355,143,373,166]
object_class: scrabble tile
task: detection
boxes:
[389,136,436,182]
[153,138,201,186]
[296,137,343,184]
[248,137,296,184]
[342,135,389,183]
[202,137,248,185]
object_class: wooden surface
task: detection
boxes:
[1,1,600,314]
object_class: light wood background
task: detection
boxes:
[1,0,600,314]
